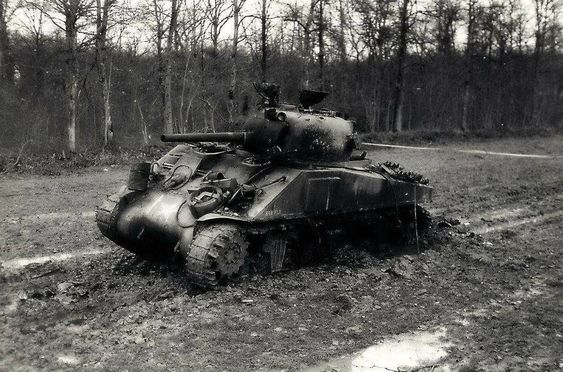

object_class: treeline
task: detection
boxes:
[0,0,561,154]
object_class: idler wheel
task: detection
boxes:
[188,186,225,217]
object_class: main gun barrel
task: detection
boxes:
[161,132,247,143]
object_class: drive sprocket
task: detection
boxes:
[185,223,249,287]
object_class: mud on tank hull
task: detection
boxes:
[96,145,432,287]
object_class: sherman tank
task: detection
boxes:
[96,83,432,287]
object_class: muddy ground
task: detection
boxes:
[0,136,562,371]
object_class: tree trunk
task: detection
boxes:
[32,11,45,98]
[96,0,114,147]
[102,62,113,144]
[0,0,4,80]
[179,55,190,132]
[337,0,347,62]
[391,0,410,133]
[530,0,545,127]
[260,0,267,81]
[461,82,470,131]
[68,71,78,152]
[303,0,316,88]
[211,20,219,57]
[317,0,325,87]
[65,8,79,152]
[164,0,179,133]
[394,89,404,132]
[461,0,476,132]
[0,0,13,84]
[229,0,241,123]
[152,0,166,129]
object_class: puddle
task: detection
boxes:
[303,328,452,372]
[0,248,110,270]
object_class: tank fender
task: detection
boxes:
[115,191,196,253]
[196,213,249,223]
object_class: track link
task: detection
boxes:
[186,223,249,287]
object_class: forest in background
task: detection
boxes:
[0,0,562,154]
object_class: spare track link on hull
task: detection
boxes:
[186,223,249,287]
[95,193,122,241]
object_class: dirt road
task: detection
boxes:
[1,136,562,371]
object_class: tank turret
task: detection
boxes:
[161,99,358,162]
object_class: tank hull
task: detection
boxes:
[96,145,431,286]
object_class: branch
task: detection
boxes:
[198,97,230,124]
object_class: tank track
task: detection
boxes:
[96,191,145,256]
[99,195,431,287]
[186,223,250,287]
[382,161,429,185]
[184,207,432,287]
[95,193,123,242]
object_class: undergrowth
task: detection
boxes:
[0,145,168,176]
[362,126,562,145]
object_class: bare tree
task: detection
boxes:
[335,0,348,62]
[228,0,245,122]
[204,0,232,57]
[0,0,9,83]
[531,0,561,125]
[391,0,412,132]
[461,0,478,131]
[146,0,167,131]
[316,0,326,86]
[95,0,117,147]
[354,0,395,62]
[18,1,47,96]
[431,0,461,56]
[351,0,395,131]
[177,1,206,132]
[164,0,179,133]
[504,0,528,54]
[259,0,269,81]
[285,0,317,87]
[38,0,94,152]
[0,0,17,84]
